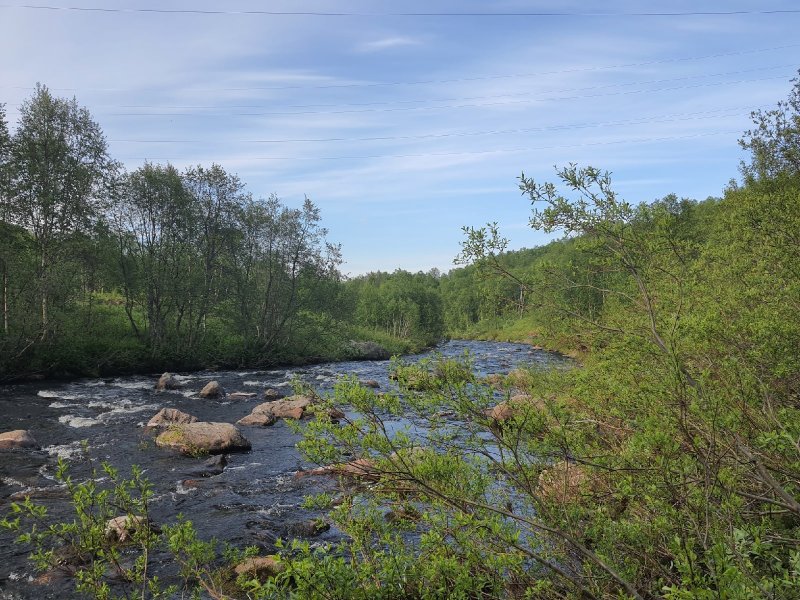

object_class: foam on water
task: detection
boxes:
[37,390,78,400]
[58,414,102,428]
[111,380,154,390]
[48,401,80,409]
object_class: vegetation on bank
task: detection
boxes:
[2,73,800,599]
[0,86,442,381]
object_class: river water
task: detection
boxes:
[0,340,566,599]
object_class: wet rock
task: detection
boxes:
[0,429,39,450]
[233,556,285,581]
[263,388,287,400]
[155,422,251,455]
[188,453,228,477]
[199,380,225,399]
[361,379,380,389]
[229,391,257,399]
[236,412,277,427]
[146,408,197,429]
[386,506,421,523]
[286,518,330,538]
[155,372,183,391]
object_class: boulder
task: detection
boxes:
[188,454,228,477]
[286,518,330,538]
[155,422,251,455]
[252,395,313,420]
[361,379,380,389]
[234,556,285,581]
[105,515,148,543]
[0,429,39,450]
[146,408,197,429]
[236,412,277,427]
[155,372,183,391]
[199,380,225,399]
[263,388,287,400]
[484,394,544,423]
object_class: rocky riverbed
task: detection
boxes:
[0,340,567,599]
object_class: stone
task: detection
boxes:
[234,556,285,581]
[0,429,39,450]
[155,422,251,455]
[236,412,277,427]
[252,395,313,419]
[155,372,182,391]
[146,408,197,429]
[484,394,544,423]
[188,454,228,477]
[199,380,225,399]
[105,515,147,543]
[286,519,330,538]
[361,379,380,389]
[263,388,287,400]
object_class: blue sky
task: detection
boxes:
[2,1,799,275]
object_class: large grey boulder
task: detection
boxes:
[155,422,251,455]
[0,430,39,450]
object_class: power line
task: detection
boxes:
[115,130,743,163]
[9,65,788,112]
[4,43,798,94]
[2,5,800,17]
[89,74,791,117]
[105,106,764,145]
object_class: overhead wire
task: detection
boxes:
[2,5,800,17]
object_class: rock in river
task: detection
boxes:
[199,380,226,398]
[146,407,198,429]
[155,422,251,455]
[0,429,39,450]
[155,372,183,391]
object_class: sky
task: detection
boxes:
[1,1,799,276]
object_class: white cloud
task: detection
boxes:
[357,36,423,52]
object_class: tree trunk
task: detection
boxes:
[2,260,8,335]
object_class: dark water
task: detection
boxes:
[0,340,566,599]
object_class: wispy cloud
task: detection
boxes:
[357,36,423,52]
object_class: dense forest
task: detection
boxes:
[2,74,800,599]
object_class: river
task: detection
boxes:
[0,340,567,599]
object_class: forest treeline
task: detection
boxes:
[0,85,449,380]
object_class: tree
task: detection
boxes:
[739,70,800,181]
[6,84,115,338]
